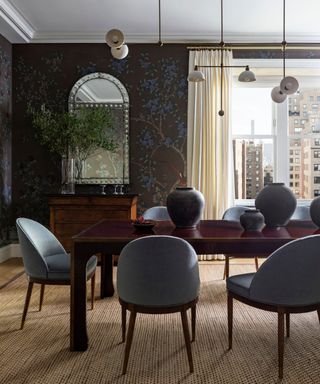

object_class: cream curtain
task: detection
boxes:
[187,49,234,221]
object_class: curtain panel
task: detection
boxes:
[187,49,234,221]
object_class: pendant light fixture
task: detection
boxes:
[271,0,299,103]
[105,28,129,60]
[188,0,256,116]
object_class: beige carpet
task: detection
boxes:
[0,263,320,384]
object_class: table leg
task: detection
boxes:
[70,244,91,351]
[100,253,115,298]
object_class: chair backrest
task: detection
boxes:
[16,218,66,279]
[250,235,320,306]
[291,205,311,220]
[117,236,200,307]
[222,206,248,221]
[143,206,171,221]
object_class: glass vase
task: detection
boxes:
[61,156,75,194]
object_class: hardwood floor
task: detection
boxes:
[0,258,24,289]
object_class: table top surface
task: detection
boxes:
[73,219,320,243]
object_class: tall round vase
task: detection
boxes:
[166,187,205,228]
[255,183,296,227]
[310,197,320,227]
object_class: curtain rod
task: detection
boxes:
[187,43,320,50]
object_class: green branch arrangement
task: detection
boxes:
[28,104,117,161]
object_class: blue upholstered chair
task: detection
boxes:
[291,205,311,220]
[16,218,97,329]
[227,235,320,379]
[143,206,171,221]
[117,235,200,374]
[222,206,260,279]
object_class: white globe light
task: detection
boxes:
[111,44,129,60]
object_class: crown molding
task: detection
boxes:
[27,31,320,44]
[0,0,35,42]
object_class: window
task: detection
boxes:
[232,88,273,199]
[232,80,320,200]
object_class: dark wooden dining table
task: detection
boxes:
[70,218,319,351]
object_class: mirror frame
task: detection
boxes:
[68,72,129,185]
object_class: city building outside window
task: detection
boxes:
[232,74,320,201]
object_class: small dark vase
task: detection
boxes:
[255,183,297,227]
[166,187,205,228]
[310,197,320,227]
[239,209,265,231]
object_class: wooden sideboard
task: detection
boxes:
[48,194,138,251]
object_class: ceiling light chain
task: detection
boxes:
[187,0,256,117]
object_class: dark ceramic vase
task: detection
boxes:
[255,183,297,227]
[166,187,205,228]
[310,197,320,227]
[239,209,265,231]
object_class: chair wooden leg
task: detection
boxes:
[121,305,127,343]
[223,256,230,280]
[191,305,196,342]
[227,293,233,350]
[39,284,45,311]
[286,312,290,338]
[90,273,96,310]
[181,309,194,373]
[278,309,285,380]
[254,257,259,271]
[122,310,137,375]
[21,281,34,330]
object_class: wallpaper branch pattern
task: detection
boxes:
[12,44,188,220]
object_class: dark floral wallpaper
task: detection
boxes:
[10,43,320,226]
[0,35,12,242]
[12,44,188,220]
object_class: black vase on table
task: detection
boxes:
[255,183,297,227]
[166,187,205,228]
[240,209,265,231]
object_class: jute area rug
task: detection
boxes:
[0,262,319,384]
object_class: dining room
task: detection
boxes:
[1,1,320,383]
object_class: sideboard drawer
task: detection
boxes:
[48,194,138,251]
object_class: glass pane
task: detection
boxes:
[232,88,273,135]
[233,139,273,199]
[288,89,320,198]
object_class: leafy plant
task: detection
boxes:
[28,104,117,161]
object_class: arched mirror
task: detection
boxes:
[68,72,129,185]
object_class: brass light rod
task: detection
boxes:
[187,43,320,50]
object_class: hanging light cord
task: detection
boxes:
[158,0,163,46]
[282,0,286,78]
[219,0,225,116]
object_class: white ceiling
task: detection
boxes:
[1,0,320,44]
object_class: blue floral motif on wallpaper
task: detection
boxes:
[132,53,188,211]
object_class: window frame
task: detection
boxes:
[232,58,320,205]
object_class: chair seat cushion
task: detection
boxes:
[46,253,97,281]
[226,272,255,299]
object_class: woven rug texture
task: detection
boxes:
[0,262,319,384]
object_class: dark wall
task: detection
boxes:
[12,44,189,221]
[0,34,12,240]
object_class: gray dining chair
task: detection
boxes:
[117,235,200,374]
[227,235,320,379]
[143,206,171,221]
[16,218,97,329]
[222,206,260,279]
[291,205,311,220]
